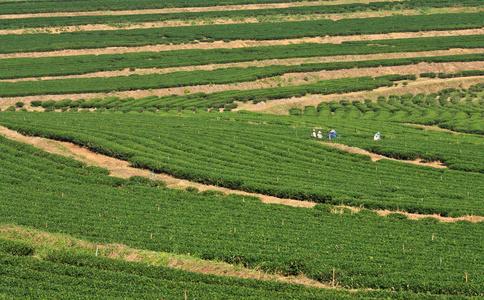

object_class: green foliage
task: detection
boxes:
[126,176,166,187]
[0,54,480,97]
[1,0,481,29]
[421,72,437,78]
[1,35,482,79]
[0,2,483,296]
[0,238,34,256]
[311,85,484,171]
[0,251,345,299]
[435,70,484,78]
[0,13,482,54]
[29,75,408,110]
[0,136,482,295]
[2,249,466,299]
[1,110,482,216]
[315,84,484,136]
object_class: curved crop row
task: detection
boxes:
[0,135,482,296]
[25,75,411,111]
[294,85,484,172]
[1,250,358,299]
[0,110,482,216]
[0,0,312,14]
[309,84,484,134]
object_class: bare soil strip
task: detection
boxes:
[335,205,484,223]
[404,124,466,135]
[321,141,447,168]
[0,0,400,19]
[0,125,481,223]
[1,28,482,59]
[3,48,482,82]
[1,61,482,107]
[0,224,333,289]
[375,209,484,223]
[1,7,477,35]
[234,76,484,114]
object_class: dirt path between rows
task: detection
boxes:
[1,61,482,107]
[0,0,400,19]
[0,125,481,223]
[3,48,482,82]
[404,124,466,135]
[1,28,482,59]
[234,76,484,113]
[321,141,447,168]
[1,7,477,35]
[333,205,483,223]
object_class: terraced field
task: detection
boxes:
[0,0,482,298]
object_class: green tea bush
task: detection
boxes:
[0,135,483,295]
[0,239,34,256]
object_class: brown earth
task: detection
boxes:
[0,0,401,19]
[234,76,484,114]
[403,124,465,135]
[321,141,447,168]
[274,61,484,84]
[334,205,483,223]
[3,48,483,82]
[1,61,482,107]
[0,125,481,223]
[375,210,484,223]
[0,28,482,59]
[0,7,478,35]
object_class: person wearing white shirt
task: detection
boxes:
[374,132,381,141]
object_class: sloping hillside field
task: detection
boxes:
[0,0,482,298]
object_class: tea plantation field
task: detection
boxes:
[0,136,482,297]
[0,0,482,298]
[1,109,483,216]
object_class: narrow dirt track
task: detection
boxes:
[3,48,482,82]
[1,28,482,59]
[336,205,484,223]
[1,7,477,35]
[0,125,481,223]
[404,124,465,135]
[234,76,484,113]
[276,61,483,89]
[1,61,482,106]
[0,0,400,19]
[375,210,484,223]
[321,142,447,168]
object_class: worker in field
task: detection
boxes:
[312,129,317,139]
[317,130,323,139]
[328,129,337,140]
[374,132,381,141]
